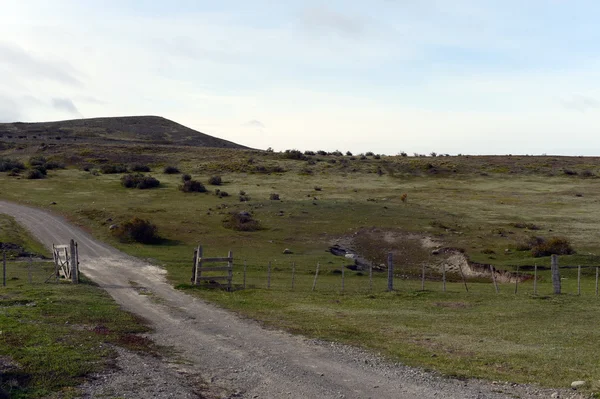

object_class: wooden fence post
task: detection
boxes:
[267,261,272,289]
[227,251,233,291]
[243,260,247,289]
[551,255,561,295]
[194,245,202,285]
[533,264,538,296]
[490,265,499,293]
[514,265,519,295]
[387,253,393,292]
[458,264,469,292]
[312,262,320,291]
[442,263,446,293]
[291,261,296,290]
[2,249,6,287]
[577,265,582,296]
[69,239,78,284]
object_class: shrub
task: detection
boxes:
[270,193,280,200]
[282,149,306,160]
[131,164,151,172]
[223,211,261,231]
[121,174,160,189]
[29,155,47,167]
[331,150,343,156]
[101,164,128,174]
[365,151,374,156]
[0,158,25,172]
[374,154,381,159]
[45,161,65,170]
[26,169,45,179]
[208,175,222,185]
[317,150,328,156]
[563,169,578,176]
[510,222,540,230]
[32,165,47,175]
[112,217,160,244]
[180,180,207,193]
[304,150,316,156]
[581,170,595,178]
[346,151,353,156]
[163,166,180,174]
[182,174,192,182]
[531,236,575,257]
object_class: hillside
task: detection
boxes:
[0,115,248,149]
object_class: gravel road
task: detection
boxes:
[0,201,587,399]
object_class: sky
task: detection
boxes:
[1,1,600,155]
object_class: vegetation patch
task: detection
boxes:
[222,211,262,231]
[531,236,576,257]
[120,173,160,189]
[111,217,161,244]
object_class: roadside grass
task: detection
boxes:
[2,152,600,390]
[0,215,154,398]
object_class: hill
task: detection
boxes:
[0,115,248,149]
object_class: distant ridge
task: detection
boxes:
[0,115,249,149]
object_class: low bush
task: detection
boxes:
[32,165,47,176]
[111,217,160,244]
[101,164,128,174]
[581,170,596,178]
[282,149,306,160]
[131,164,151,172]
[180,180,207,193]
[163,165,180,174]
[511,222,541,230]
[304,150,316,156]
[208,175,222,185]
[182,174,192,182]
[270,193,280,200]
[26,169,45,179]
[0,158,25,172]
[563,169,578,176]
[531,236,575,257]
[121,174,160,189]
[223,211,261,231]
[317,150,328,156]
[365,151,374,156]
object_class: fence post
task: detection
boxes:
[551,255,561,294]
[533,264,538,296]
[291,261,296,290]
[312,262,320,291]
[243,260,247,289]
[442,263,446,292]
[458,264,469,292]
[514,265,519,295]
[2,249,6,287]
[194,245,202,285]
[28,256,33,284]
[369,264,373,291]
[267,261,272,289]
[387,253,393,292]
[577,265,581,296]
[490,265,499,293]
[69,239,78,284]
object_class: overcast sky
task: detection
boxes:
[1,1,600,155]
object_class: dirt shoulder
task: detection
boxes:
[0,200,586,399]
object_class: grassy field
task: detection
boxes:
[0,214,154,398]
[2,147,600,391]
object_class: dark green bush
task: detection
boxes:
[121,174,160,189]
[101,164,128,174]
[317,150,328,156]
[0,158,25,172]
[365,151,374,156]
[269,193,280,200]
[29,155,47,167]
[180,180,207,193]
[531,237,575,257]
[346,151,353,156]
[182,174,192,182]
[223,211,261,231]
[304,150,316,156]
[282,149,306,160]
[131,164,151,172]
[26,169,45,179]
[163,166,180,174]
[112,217,160,244]
[208,175,222,185]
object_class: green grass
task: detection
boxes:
[2,150,600,390]
[0,215,154,398]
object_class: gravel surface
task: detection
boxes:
[0,201,590,399]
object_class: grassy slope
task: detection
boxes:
[1,149,600,389]
[0,214,153,398]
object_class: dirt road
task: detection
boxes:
[0,201,583,399]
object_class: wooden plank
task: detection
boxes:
[197,266,232,272]
[201,257,233,263]
[195,276,231,281]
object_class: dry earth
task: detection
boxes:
[0,201,588,399]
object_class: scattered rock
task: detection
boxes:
[283,248,293,254]
[431,249,440,255]
[50,201,57,205]
[571,380,586,389]
[109,224,119,230]
[344,254,355,259]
